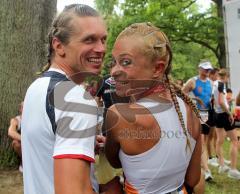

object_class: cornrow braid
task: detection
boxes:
[166,75,192,152]
[169,80,208,127]
[170,79,201,119]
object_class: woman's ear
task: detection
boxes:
[52,37,65,57]
[152,60,166,78]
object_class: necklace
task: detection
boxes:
[141,84,166,98]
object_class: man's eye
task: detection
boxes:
[85,37,95,43]
[121,59,131,66]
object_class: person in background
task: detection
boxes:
[236,92,240,107]
[209,68,219,83]
[96,75,116,134]
[183,61,214,181]
[8,102,23,172]
[226,88,234,113]
[213,69,240,179]
[207,68,220,167]
[235,91,240,121]
[234,92,240,146]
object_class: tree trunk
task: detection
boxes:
[213,0,226,68]
[0,0,57,167]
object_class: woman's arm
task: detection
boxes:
[185,132,201,187]
[184,106,202,188]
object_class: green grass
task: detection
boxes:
[205,140,240,194]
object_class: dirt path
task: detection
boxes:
[0,170,23,194]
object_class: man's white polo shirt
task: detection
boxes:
[21,68,98,194]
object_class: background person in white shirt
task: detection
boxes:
[213,69,240,179]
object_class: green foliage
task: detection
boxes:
[171,42,218,81]
[205,140,240,194]
[95,0,223,77]
[95,0,118,18]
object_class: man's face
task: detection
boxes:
[223,75,229,83]
[210,72,219,81]
[62,16,107,75]
[199,67,210,78]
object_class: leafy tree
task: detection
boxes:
[95,0,224,78]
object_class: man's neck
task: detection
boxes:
[51,61,75,76]
[199,74,207,81]
[50,62,60,70]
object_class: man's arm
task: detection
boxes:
[218,82,234,124]
[54,158,96,194]
[218,82,230,114]
[182,78,195,94]
[183,78,204,107]
[8,118,21,141]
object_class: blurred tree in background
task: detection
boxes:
[95,0,224,80]
[0,0,57,167]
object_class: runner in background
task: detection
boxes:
[183,61,214,181]
[207,68,220,167]
[234,91,240,147]
[213,69,240,179]
[8,102,23,172]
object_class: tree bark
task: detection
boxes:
[0,0,57,167]
[212,0,226,68]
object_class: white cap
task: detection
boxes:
[198,61,213,70]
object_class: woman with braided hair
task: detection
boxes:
[105,22,202,194]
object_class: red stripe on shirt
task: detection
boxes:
[53,154,95,163]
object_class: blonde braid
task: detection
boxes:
[170,81,201,120]
[166,75,192,151]
[169,81,208,127]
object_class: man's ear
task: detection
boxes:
[152,60,166,78]
[52,37,65,57]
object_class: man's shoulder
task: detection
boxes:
[183,77,196,92]
[28,76,50,91]
[65,84,97,106]
[187,76,197,84]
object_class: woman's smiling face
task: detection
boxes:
[111,36,156,97]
